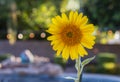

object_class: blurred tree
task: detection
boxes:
[7,0,17,44]
[16,0,61,32]
[0,0,63,40]
[83,0,120,31]
[0,0,17,43]
[0,0,9,39]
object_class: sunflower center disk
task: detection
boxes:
[66,32,73,38]
[61,27,81,46]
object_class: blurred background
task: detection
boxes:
[0,0,120,76]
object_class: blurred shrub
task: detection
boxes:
[84,52,120,75]
[16,0,60,31]
[54,55,67,69]
[0,0,62,40]
[83,0,120,31]
[0,53,11,62]
[96,52,117,64]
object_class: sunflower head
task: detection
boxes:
[47,11,96,60]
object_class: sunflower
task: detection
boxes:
[47,11,95,60]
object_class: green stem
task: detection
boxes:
[75,57,83,82]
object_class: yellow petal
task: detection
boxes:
[78,44,88,57]
[49,23,60,29]
[51,41,54,45]
[51,16,63,27]
[51,40,58,46]
[56,42,65,56]
[62,13,68,22]
[55,16,62,23]
[62,45,70,60]
[69,46,78,60]
[76,13,83,26]
[81,24,94,34]
[47,28,60,34]
[47,35,60,41]
[52,16,61,24]
[76,13,83,21]
[56,50,61,56]
[79,16,88,26]
[69,11,74,23]
[81,36,95,49]
[52,18,57,25]
[53,40,61,51]
[72,11,78,23]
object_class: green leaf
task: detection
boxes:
[82,56,95,67]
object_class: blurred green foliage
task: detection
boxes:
[83,0,120,31]
[16,0,61,31]
[96,52,116,63]
[0,0,11,39]
[54,55,67,69]
[0,53,11,62]
[0,0,62,32]
[85,52,120,75]
[0,0,63,40]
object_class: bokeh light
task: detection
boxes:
[18,33,23,39]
